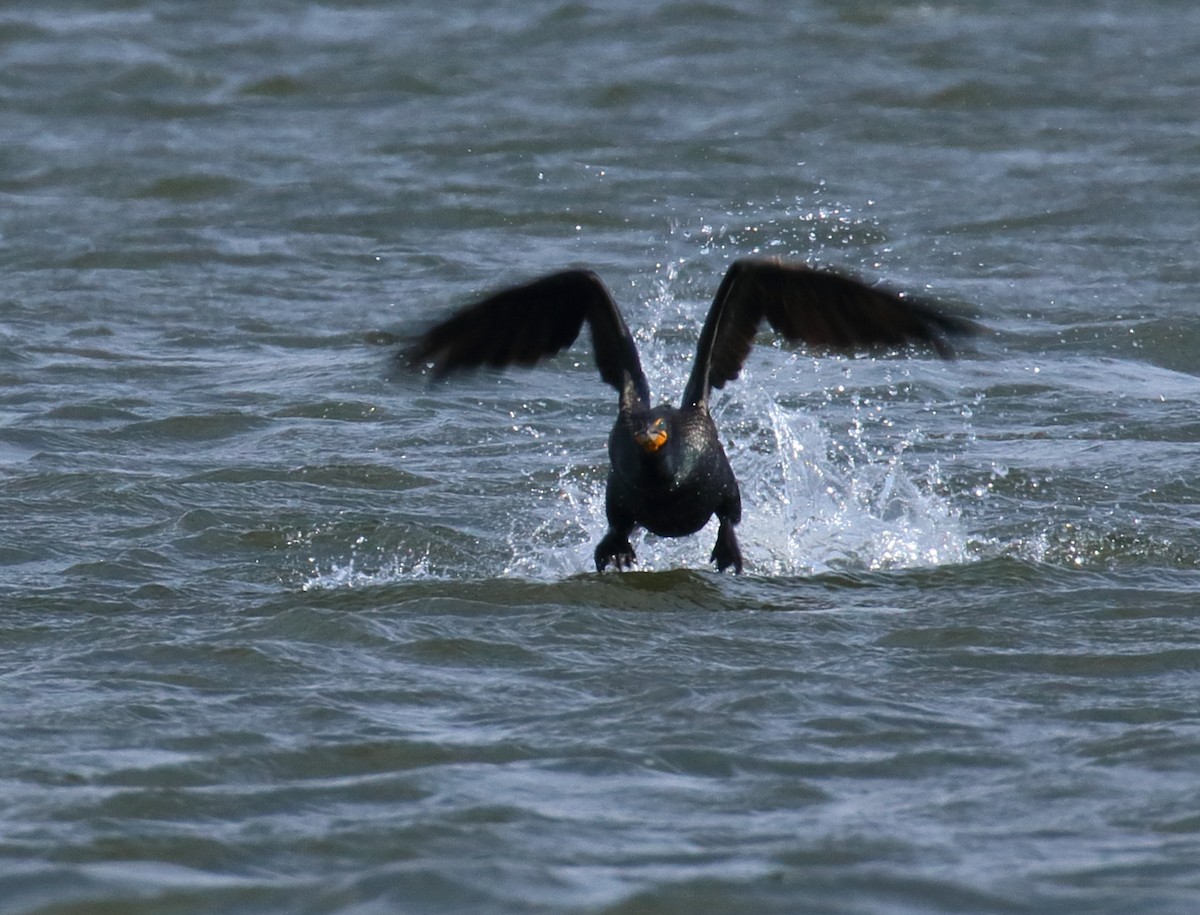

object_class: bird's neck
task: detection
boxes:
[619,376,648,415]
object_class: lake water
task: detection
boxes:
[3,1,1200,912]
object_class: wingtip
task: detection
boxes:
[899,292,986,358]
[396,336,442,377]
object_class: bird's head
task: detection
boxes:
[632,409,671,454]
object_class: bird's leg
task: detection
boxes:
[710,517,743,574]
[595,524,636,572]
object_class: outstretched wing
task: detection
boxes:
[407,269,650,405]
[683,257,976,407]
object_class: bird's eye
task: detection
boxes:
[654,419,665,430]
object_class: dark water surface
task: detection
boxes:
[4,1,1200,912]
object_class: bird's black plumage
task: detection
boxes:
[408,257,974,573]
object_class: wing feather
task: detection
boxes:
[683,258,975,407]
[407,270,651,404]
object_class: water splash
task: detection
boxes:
[300,537,439,591]
[499,263,974,579]
[494,387,971,579]
[681,191,890,263]
[725,392,972,576]
[320,243,976,586]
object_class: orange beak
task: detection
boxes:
[634,428,668,453]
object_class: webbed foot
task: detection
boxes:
[711,520,743,574]
[595,531,636,572]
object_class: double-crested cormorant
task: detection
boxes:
[408,257,973,573]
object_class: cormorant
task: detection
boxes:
[408,257,973,573]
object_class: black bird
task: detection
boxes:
[408,257,973,574]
